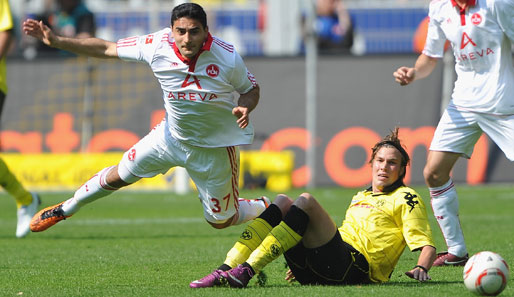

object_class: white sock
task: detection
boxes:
[62,166,119,215]
[430,179,467,257]
[232,198,268,226]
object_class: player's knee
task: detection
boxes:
[294,192,318,212]
[273,194,294,215]
[299,192,315,202]
[116,164,141,185]
[423,166,448,186]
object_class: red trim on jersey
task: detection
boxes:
[203,33,214,51]
[213,37,234,53]
[450,0,477,7]
[117,36,138,48]
[450,0,477,26]
[171,33,214,71]
[247,71,257,87]
[459,9,466,26]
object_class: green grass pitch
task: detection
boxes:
[1,185,513,297]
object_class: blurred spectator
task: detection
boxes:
[29,0,96,56]
[312,0,354,54]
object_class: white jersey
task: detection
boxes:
[116,28,257,147]
[424,0,514,115]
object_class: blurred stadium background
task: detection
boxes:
[3,0,513,192]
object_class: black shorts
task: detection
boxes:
[284,232,370,285]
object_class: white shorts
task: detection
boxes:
[118,120,240,223]
[430,105,514,161]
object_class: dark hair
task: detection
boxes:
[171,3,207,29]
[369,127,410,182]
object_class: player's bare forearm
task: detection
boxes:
[22,19,117,59]
[416,245,436,271]
[232,85,259,129]
[238,84,260,112]
[51,36,118,58]
[393,54,438,86]
[413,54,438,81]
[405,245,436,282]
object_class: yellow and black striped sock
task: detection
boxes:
[246,205,309,273]
[0,158,32,208]
[223,204,282,269]
[246,221,303,273]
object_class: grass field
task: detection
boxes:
[1,185,513,297]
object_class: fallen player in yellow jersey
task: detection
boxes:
[190,127,436,288]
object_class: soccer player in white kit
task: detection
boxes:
[23,3,269,232]
[393,0,514,266]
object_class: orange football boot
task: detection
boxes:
[30,202,71,232]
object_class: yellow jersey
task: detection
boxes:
[0,0,13,94]
[339,185,435,283]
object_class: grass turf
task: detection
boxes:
[0,185,513,296]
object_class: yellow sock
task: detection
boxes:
[0,157,32,208]
[246,221,303,273]
[224,218,273,268]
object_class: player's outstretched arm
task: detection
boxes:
[22,19,118,59]
[233,84,260,129]
[405,245,436,282]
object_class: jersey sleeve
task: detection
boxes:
[492,0,514,43]
[230,52,257,94]
[422,3,447,58]
[116,32,158,63]
[0,0,13,32]
[398,189,435,251]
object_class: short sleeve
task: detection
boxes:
[230,52,257,94]
[422,4,448,58]
[117,32,160,63]
[492,0,514,42]
[398,190,435,251]
[0,0,13,32]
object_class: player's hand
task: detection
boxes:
[393,66,416,86]
[405,266,431,282]
[232,106,250,129]
[285,269,296,283]
[22,19,56,46]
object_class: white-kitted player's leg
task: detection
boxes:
[188,145,269,228]
[61,165,129,215]
[30,164,131,233]
[30,121,174,233]
[430,179,467,256]
[427,108,480,266]
[60,123,172,216]
[478,112,514,162]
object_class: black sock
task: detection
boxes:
[218,264,231,271]
[257,203,282,227]
[242,262,256,275]
[283,205,309,236]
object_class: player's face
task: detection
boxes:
[371,146,404,193]
[172,17,208,59]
